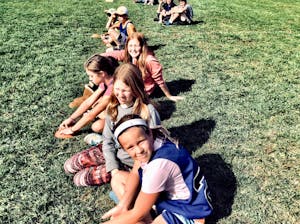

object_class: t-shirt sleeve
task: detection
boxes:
[102,116,119,172]
[101,50,126,61]
[104,82,113,96]
[141,159,177,194]
[147,104,161,128]
[146,55,165,87]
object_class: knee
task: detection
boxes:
[110,174,124,198]
[91,120,104,133]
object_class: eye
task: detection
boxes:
[126,145,134,152]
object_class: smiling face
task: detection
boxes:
[118,126,154,163]
[113,79,134,105]
[86,69,103,85]
[127,38,142,59]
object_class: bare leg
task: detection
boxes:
[110,170,130,199]
[91,119,105,133]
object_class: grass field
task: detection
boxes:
[0,0,299,223]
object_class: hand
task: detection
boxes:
[59,127,74,135]
[59,118,75,129]
[102,204,126,220]
[167,95,184,102]
[91,33,102,38]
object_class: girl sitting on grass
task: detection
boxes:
[101,114,213,224]
[102,32,184,102]
[56,55,118,139]
[165,0,193,25]
[158,0,176,24]
[63,63,161,187]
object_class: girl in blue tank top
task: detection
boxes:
[101,115,213,224]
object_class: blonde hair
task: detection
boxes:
[106,63,150,122]
[124,32,154,80]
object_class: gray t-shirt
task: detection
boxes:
[102,104,161,172]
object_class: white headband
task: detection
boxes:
[114,118,148,139]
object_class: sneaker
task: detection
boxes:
[153,17,159,22]
[84,133,103,146]
[164,20,172,26]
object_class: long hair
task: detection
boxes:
[84,54,119,77]
[106,63,150,122]
[124,32,154,80]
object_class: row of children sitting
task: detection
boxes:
[58,32,183,138]
[91,0,193,52]
[56,60,212,223]
[55,1,212,223]
[134,0,193,25]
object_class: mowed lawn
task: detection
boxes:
[0,0,299,223]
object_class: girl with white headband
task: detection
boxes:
[102,114,213,224]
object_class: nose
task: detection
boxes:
[135,145,144,154]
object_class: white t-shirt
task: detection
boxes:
[140,140,191,200]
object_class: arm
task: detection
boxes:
[102,192,159,224]
[59,86,105,129]
[109,21,120,30]
[103,161,159,223]
[126,23,136,37]
[102,117,120,172]
[147,104,161,128]
[106,161,141,215]
[101,50,126,62]
[67,95,110,133]
[146,56,184,102]
[173,5,188,14]
[105,15,117,30]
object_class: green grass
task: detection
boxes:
[1,0,299,223]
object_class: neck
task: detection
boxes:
[120,102,134,108]
[104,76,113,86]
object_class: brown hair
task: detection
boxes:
[106,63,150,122]
[84,54,119,77]
[124,32,154,80]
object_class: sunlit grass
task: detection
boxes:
[0,0,299,223]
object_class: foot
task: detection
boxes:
[91,33,102,38]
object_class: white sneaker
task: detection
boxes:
[84,133,103,146]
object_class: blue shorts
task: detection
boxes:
[162,210,205,224]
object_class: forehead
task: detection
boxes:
[128,38,140,45]
[114,79,130,88]
[86,69,98,76]
[118,126,147,142]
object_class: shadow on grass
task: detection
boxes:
[154,100,176,121]
[169,119,216,152]
[195,154,237,224]
[151,79,195,99]
[149,44,166,51]
[191,20,205,25]
[172,20,205,26]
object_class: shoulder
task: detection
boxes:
[147,157,178,172]
[146,103,157,112]
[145,54,159,64]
